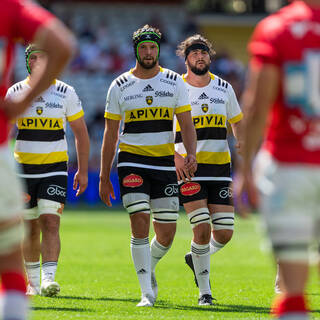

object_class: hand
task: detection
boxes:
[175,153,192,182]
[233,167,259,218]
[73,170,88,196]
[99,178,115,207]
[184,154,197,176]
[0,96,31,120]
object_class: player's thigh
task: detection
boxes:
[256,152,319,259]
[150,172,179,224]
[37,176,67,217]
[118,167,151,215]
[0,147,24,221]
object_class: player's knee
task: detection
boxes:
[38,199,64,217]
[213,229,233,244]
[273,242,309,262]
[193,223,211,244]
[0,220,24,255]
[188,208,211,229]
[211,212,234,232]
[156,225,176,247]
[123,193,150,215]
[151,197,179,224]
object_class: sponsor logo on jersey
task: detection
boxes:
[127,107,172,121]
[199,92,209,100]
[146,96,153,105]
[18,118,63,130]
[219,187,232,199]
[191,101,200,106]
[201,104,209,113]
[36,107,43,115]
[212,86,226,93]
[122,174,143,188]
[35,96,45,103]
[210,98,225,104]
[193,115,225,127]
[120,80,135,92]
[180,182,201,196]
[164,183,178,196]
[47,184,66,197]
[45,102,63,109]
[155,90,174,97]
[143,84,154,92]
[160,78,176,86]
[124,94,143,101]
[51,91,66,99]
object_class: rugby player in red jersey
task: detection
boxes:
[235,1,320,319]
[0,1,74,319]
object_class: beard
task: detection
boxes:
[188,61,210,75]
[138,57,158,69]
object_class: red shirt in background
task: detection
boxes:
[248,1,320,164]
[0,0,53,145]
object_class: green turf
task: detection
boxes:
[29,209,320,319]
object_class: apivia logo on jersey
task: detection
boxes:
[18,118,63,129]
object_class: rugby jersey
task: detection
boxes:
[105,67,191,171]
[175,73,243,181]
[6,78,84,178]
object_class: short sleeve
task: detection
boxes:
[226,85,243,124]
[66,86,84,122]
[13,0,54,43]
[174,76,191,114]
[248,15,283,67]
[104,81,122,120]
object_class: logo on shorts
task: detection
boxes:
[23,193,31,203]
[219,187,232,199]
[47,185,66,197]
[146,96,153,105]
[122,174,143,188]
[164,184,178,196]
[36,106,43,115]
[180,182,201,196]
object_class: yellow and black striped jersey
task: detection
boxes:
[175,73,243,181]
[6,78,84,178]
[105,67,191,171]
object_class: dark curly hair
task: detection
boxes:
[132,24,161,44]
[176,34,216,60]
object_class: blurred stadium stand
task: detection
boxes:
[12,0,289,206]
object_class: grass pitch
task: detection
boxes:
[29,209,320,319]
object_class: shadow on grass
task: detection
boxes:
[56,295,139,303]
[52,295,320,315]
[32,306,94,312]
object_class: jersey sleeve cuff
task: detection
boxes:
[104,112,122,120]
[229,112,243,124]
[175,104,191,114]
[67,109,84,122]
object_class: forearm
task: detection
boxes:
[180,129,197,156]
[75,134,90,173]
[100,136,117,181]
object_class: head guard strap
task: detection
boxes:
[185,43,210,60]
[133,31,161,62]
[25,44,44,74]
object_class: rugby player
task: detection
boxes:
[6,44,89,297]
[0,0,74,318]
[175,35,242,305]
[99,25,197,307]
[235,0,320,318]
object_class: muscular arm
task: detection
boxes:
[176,111,197,174]
[241,64,280,170]
[99,119,120,206]
[69,117,90,196]
[4,20,75,119]
[235,63,280,215]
